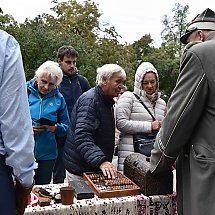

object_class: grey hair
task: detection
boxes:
[35,60,63,86]
[96,64,126,86]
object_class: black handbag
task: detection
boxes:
[133,93,157,157]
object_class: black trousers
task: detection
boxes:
[34,159,56,185]
[0,154,16,215]
[53,136,66,183]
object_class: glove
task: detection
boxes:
[15,180,34,215]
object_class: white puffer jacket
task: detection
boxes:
[116,62,166,172]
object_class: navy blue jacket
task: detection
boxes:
[63,86,115,176]
[59,71,91,118]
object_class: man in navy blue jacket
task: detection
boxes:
[63,64,126,180]
[53,45,91,183]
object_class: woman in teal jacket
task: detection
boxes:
[27,60,70,185]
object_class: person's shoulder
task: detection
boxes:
[57,90,66,99]
[0,29,10,39]
[79,87,95,100]
[26,80,30,85]
[157,97,166,106]
[184,41,203,52]
[76,88,95,109]
[118,91,134,104]
[77,74,91,91]
[77,74,90,84]
[0,29,8,38]
[78,74,88,80]
[0,30,18,48]
[120,91,133,98]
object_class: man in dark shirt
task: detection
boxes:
[53,45,91,183]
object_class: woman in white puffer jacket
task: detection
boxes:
[116,62,167,172]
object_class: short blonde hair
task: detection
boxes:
[96,64,126,86]
[35,60,63,86]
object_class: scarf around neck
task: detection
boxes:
[146,90,158,108]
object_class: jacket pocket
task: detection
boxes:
[192,144,215,162]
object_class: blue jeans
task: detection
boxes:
[0,155,16,215]
[35,159,56,185]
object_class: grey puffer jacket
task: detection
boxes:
[116,62,166,172]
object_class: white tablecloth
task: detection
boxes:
[24,183,177,215]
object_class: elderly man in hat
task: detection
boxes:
[180,8,215,44]
[150,8,215,215]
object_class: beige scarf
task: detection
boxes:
[146,90,158,108]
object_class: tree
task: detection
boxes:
[1,1,190,95]
[0,13,18,34]
[144,3,190,97]
[2,13,101,83]
[132,34,154,65]
[94,36,135,90]
[50,0,101,44]
[161,3,189,54]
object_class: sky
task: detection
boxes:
[1,0,215,46]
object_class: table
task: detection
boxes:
[24,183,177,215]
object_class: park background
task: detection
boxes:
[0,0,209,100]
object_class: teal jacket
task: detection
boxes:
[27,79,70,160]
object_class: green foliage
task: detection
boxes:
[141,47,180,97]
[0,1,190,97]
[95,37,136,89]
[161,3,189,55]
[50,0,103,46]
[1,8,101,85]
[0,14,18,34]
[132,34,154,64]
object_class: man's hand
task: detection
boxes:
[99,161,117,179]
[15,180,34,215]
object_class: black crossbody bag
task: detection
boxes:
[133,93,158,157]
